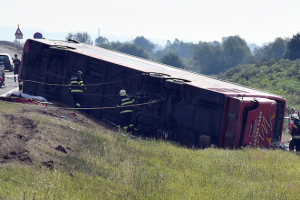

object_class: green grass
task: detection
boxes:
[1,128,300,199]
[1,102,300,199]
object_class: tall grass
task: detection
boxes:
[1,127,300,199]
[0,102,299,199]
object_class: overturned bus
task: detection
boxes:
[19,39,286,149]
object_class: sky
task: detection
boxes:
[1,0,300,46]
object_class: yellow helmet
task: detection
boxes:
[119,89,126,96]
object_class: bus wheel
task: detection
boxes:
[165,79,184,90]
[144,73,167,85]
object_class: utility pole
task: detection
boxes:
[98,28,100,37]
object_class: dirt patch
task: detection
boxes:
[0,114,39,164]
[41,161,54,170]
[55,145,67,154]
[0,103,115,169]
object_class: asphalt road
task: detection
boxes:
[0,44,22,58]
[0,71,19,96]
[0,44,22,96]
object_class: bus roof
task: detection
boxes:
[27,39,284,100]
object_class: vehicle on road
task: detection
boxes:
[19,39,286,149]
[0,53,14,72]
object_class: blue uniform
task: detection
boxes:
[69,75,84,107]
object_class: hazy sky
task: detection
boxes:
[1,0,300,44]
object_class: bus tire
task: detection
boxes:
[165,79,184,90]
[144,73,166,85]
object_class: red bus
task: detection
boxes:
[20,39,286,149]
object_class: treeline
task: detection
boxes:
[66,32,300,75]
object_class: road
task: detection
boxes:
[0,43,22,58]
[0,71,19,96]
[0,44,23,95]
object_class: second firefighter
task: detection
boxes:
[118,89,135,132]
[69,71,87,108]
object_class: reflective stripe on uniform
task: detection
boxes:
[78,81,83,85]
[121,98,130,102]
[71,89,83,93]
[70,81,79,84]
[120,99,135,106]
[293,125,298,128]
[76,103,81,107]
[120,110,133,114]
[129,124,134,127]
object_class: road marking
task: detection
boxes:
[0,87,19,97]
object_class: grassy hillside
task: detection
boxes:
[218,59,300,109]
[1,102,300,199]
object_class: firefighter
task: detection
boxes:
[13,54,21,82]
[289,114,300,151]
[288,107,296,132]
[69,71,86,108]
[117,89,135,132]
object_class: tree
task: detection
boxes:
[271,37,287,59]
[95,36,109,47]
[134,36,155,53]
[193,42,225,74]
[160,38,196,58]
[284,33,300,60]
[116,43,149,59]
[253,37,287,61]
[110,41,124,50]
[222,35,252,68]
[161,53,185,69]
[65,32,93,45]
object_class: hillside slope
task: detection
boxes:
[1,102,300,199]
[218,59,300,108]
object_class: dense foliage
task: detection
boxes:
[218,59,300,106]
[95,36,109,46]
[65,32,300,76]
[155,39,196,58]
[193,36,252,74]
[116,43,149,59]
[284,33,300,60]
[253,37,287,62]
[161,53,185,69]
[134,36,155,53]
